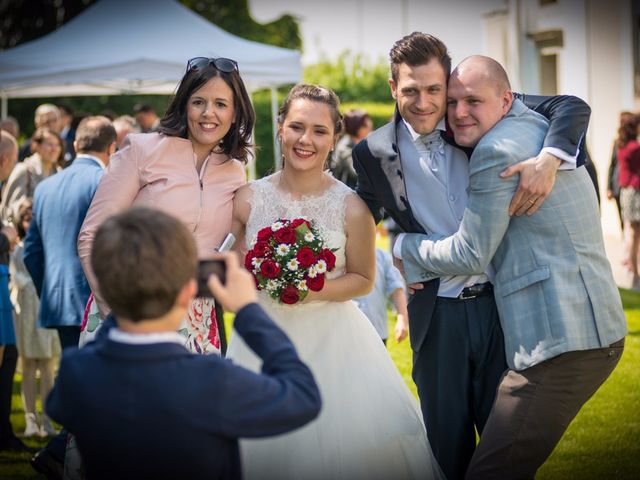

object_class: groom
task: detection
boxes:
[398,55,626,478]
[353,32,590,480]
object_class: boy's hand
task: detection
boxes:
[207,252,257,313]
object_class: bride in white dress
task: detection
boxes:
[226,84,442,480]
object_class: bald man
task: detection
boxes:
[0,131,18,183]
[399,56,626,478]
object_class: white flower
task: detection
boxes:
[307,266,318,278]
[315,259,327,274]
[296,279,308,291]
[266,280,279,292]
[276,244,290,256]
[251,257,264,268]
[271,221,284,231]
[287,259,300,271]
[304,232,315,242]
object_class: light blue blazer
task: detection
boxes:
[400,100,626,370]
[24,155,104,328]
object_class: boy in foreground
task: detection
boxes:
[46,207,321,480]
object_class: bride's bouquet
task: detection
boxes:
[244,218,337,305]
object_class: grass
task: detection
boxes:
[2,289,639,479]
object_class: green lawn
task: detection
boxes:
[1,290,638,479]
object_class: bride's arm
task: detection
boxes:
[306,194,376,302]
[230,184,251,255]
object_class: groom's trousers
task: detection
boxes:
[412,291,507,480]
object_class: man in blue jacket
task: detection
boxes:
[46,207,321,480]
[24,116,116,478]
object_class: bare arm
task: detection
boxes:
[389,288,408,343]
[306,194,376,302]
[77,137,141,317]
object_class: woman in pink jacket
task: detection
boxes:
[78,57,255,354]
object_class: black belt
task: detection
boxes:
[457,282,493,300]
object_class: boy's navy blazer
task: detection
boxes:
[46,303,321,480]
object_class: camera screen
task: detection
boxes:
[197,260,226,298]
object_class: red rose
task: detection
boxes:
[253,240,270,257]
[280,285,300,304]
[319,249,337,270]
[306,274,325,292]
[290,218,311,229]
[244,249,255,270]
[257,227,273,242]
[274,227,297,244]
[296,247,316,268]
[260,260,281,279]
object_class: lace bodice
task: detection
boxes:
[246,175,352,279]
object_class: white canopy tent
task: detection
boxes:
[0,0,301,169]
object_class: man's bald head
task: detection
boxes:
[0,131,18,181]
[452,55,511,96]
[447,55,514,147]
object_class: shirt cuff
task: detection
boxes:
[541,146,577,171]
[393,233,406,259]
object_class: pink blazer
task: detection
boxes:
[78,132,246,311]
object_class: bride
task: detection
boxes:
[226,84,442,480]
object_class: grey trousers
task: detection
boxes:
[466,338,625,480]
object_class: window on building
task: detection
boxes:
[527,29,563,95]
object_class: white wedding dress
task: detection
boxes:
[226,175,443,480]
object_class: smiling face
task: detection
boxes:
[278,98,338,173]
[447,60,512,147]
[34,132,62,166]
[389,59,447,135]
[186,76,236,158]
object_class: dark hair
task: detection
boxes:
[133,103,156,114]
[91,207,197,322]
[278,83,343,135]
[389,32,451,82]
[31,127,64,166]
[616,113,640,149]
[75,116,117,153]
[343,110,371,137]
[158,64,255,164]
[14,199,32,240]
[0,233,9,265]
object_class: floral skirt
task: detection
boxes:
[621,186,640,223]
[80,293,221,354]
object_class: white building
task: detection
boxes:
[482,0,638,237]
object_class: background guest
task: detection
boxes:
[57,103,76,165]
[0,116,20,140]
[330,109,372,188]
[608,111,634,234]
[617,113,640,289]
[18,104,62,162]
[132,103,160,133]
[9,200,60,438]
[112,115,140,150]
[354,246,409,345]
[1,127,63,223]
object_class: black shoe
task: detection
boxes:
[30,448,64,480]
[0,434,37,453]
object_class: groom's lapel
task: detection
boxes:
[367,109,424,234]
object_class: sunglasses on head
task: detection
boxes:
[187,57,239,73]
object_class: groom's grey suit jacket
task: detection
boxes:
[400,100,626,370]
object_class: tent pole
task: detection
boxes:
[1,91,7,119]
[270,86,280,171]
